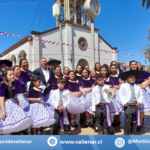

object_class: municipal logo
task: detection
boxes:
[115,138,125,148]
[47,137,57,147]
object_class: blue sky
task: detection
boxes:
[0,0,150,65]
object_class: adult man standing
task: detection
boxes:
[34,58,54,96]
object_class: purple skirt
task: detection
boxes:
[67,92,85,114]
[24,102,55,128]
[80,88,94,115]
[0,99,32,134]
[108,89,123,115]
[139,88,150,112]
[17,93,29,110]
[44,90,56,110]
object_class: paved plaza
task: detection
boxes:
[42,111,150,135]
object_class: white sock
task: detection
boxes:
[90,119,93,122]
[86,120,90,122]
[71,120,74,124]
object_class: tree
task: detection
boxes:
[143,28,150,61]
[146,65,150,73]
[142,0,150,9]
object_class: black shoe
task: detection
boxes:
[136,126,142,132]
[90,121,94,127]
[84,121,90,127]
[71,122,76,128]
[74,122,78,128]
[112,121,120,126]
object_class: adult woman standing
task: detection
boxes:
[19,59,32,85]
[94,62,101,75]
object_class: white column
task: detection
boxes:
[74,0,77,24]
[32,35,40,70]
[64,23,72,69]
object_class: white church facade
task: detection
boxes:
[0,0,119,71]
[0,21,118,71]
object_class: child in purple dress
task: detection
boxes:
[75,65,82,80]
[44,66,63,108]
[79,68,95,127]
[109,64,123,126]
[63,67,70,80]
[95,62,101,75]
[90,69,96,81]
[27,76,55,135]
[129,60,150,130]
[0,68,32,135]
[65,71,85,128]
[13,65,29,110]
[110,61,124,75]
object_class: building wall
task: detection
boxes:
[0,23,117,71]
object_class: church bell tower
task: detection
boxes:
[54,0,90,27]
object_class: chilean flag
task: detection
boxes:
[44,40,48,43]
[17,35,20,37]
[56,42,59,46]
[36,39,39,41]
[11,34,15,36]
[67,44,69,46]
[40,40,44,42]
[0,31,3,34]
[5,33,9,36]
[52,42,55,45]
[31,38,35,41]
[63,43,65,45]
[48,41,52,43]
[27,37,31,40]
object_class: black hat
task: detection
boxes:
[48,59,61,66]
[0,60,12,67]
[31,71,43,78]
[121,70,141,81]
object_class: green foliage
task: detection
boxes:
[146,65,150,73]
[142,0,150,9]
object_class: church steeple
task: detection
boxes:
[54,0,90,27]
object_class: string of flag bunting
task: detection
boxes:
[0,31,147,58]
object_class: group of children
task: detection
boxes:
[0,59,150,135]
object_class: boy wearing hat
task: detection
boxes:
[119,70,143,135]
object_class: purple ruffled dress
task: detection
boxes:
[25,88,55,128]
[44,75,59,109]
[65,80,85,114]
[79,76,95,114]
[135,71,150,112]
[15,79,29,110]
[109,75,123,115]
[0,83,32,134]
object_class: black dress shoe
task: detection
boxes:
[71,122,76,128]
[112,121,120,126]
[74,122,78,128]
[84,121,90,127]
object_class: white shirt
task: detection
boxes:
[27,81,45,93]
[41,67,49,83]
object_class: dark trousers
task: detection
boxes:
[95,105,108,134]
[52,109,71,135]
[124,105,137,135]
